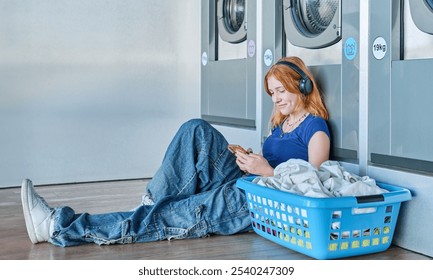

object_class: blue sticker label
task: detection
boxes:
[344,37,357,60]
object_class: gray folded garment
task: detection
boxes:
[252,159,388,198]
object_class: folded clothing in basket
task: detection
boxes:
[252,159,388,198]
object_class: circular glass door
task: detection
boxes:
[283,0,341,49]
[426,0,433,11]
[217,0,247,43]
[409,0,433,35]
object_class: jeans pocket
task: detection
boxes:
[156,204,209,241]
[224,183,249,215]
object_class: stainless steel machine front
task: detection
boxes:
[281,0,360,164]
[368,0,433,258]
[369,0,433,173]
[201,0,256,128]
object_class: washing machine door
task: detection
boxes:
[217,0,247,43]
[283,0,341,49]
[409,0,433,35]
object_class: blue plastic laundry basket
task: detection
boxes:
[236,176,412,260]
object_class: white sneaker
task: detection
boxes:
[21,179,54,244]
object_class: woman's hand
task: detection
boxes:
[234,152,274,177]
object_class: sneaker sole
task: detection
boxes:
[21,179,39,244]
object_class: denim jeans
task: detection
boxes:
[50,119,251,247]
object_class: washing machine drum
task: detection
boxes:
[409,0,433,35]
[217,0,247,44]
[283,0,341,49]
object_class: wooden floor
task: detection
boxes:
[1,179,431,260]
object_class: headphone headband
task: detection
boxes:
[275,61,313,96]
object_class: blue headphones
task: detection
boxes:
[276,61,313,96]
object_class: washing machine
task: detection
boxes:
[201,0,280,152]
[201,0,256,129]
[369,0,433,174]
[279,0,361,165]
[368,0,433,258]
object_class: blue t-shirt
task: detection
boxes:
[262,114,330,168]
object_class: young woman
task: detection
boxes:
[21,56,330,247]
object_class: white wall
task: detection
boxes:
[0,0,201,187]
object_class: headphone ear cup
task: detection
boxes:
[300,78,313,96]
[275,60,313,96]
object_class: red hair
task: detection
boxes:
[264,56,329,128]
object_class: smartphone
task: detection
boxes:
[228,144,249,155]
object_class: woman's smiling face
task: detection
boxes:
[267,75,300,116]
